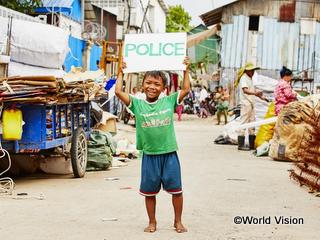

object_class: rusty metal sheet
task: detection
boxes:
[279,1,296,22]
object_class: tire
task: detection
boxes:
[71,128,88,178]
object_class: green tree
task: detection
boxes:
[0,0,42,14]
[166,5,192,32]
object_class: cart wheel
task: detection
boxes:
[71,128,87,178]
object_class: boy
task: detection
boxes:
[115,57,190,233]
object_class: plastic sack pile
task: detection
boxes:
[87,130,115,171]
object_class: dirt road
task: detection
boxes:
[0,117,319,240]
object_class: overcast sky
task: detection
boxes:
[164,0,216,26]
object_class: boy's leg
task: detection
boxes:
[140,153,161,233]
[162,152,187,233]
[144,196,157,232]
[172,193,187,233]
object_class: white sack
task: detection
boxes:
[0,16,69,69]
[253,73,279,122]
[9,61,66,78]
[0,17,8,54]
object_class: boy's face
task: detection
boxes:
[143,76,164,102]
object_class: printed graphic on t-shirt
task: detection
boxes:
[141,108,172,128]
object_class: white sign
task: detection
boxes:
[123,32,187,73]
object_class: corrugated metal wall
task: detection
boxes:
[221,15,248,69]
[258,18,300,70]
[221,15,320,73]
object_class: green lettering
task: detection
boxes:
[163,43,174,56]
[149,43,161,56]
[175,43,185,56]
[137,44,149,55]
[125,44,136,57]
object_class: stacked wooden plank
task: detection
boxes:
[57,80,101,103]
[57,69,105,103]
[0,71,104,104]
[0,76,58,103]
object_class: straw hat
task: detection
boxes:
[243,62,260,71]
[234,63,260,87]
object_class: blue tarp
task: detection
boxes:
[90,44,102,71]
[64,36,84,72]
[36,0,82,22]
[64,36,102,72]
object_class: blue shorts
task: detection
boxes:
[139,151,182,196]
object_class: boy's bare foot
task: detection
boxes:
[144,222,157,233]
[174,222,187,233]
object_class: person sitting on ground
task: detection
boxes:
[199,99,209,118]
[274,66,297,115]
[115,57,190,234]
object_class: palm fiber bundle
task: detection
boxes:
[289,101,320,192]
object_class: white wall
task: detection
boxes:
[150,0,166,33]
[129,0,166,33]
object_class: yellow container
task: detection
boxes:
[2,108,23,140]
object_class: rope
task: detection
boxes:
[0,104,15,195]
[0,142,15,195]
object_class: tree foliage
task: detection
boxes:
[166,5,192,32]
[0,0,42,14]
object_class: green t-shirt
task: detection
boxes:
[129,92,179,155]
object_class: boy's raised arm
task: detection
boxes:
[115,63,130,106]
[179,57,191,103]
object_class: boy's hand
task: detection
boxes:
[183,56,190,70]
[120,60,127,74]
[179,56,191,103]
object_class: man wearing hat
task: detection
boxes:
[235,63,267,150]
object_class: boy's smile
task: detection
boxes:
[143,76,164,102]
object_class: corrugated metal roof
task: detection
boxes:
[200,0,239,26]
[41,0,74,8]
[215,0,239,10]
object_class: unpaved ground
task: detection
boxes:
[0,116,319,240]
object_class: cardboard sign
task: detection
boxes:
[123,32,187,73]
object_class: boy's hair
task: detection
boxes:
[143,71,167,87]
